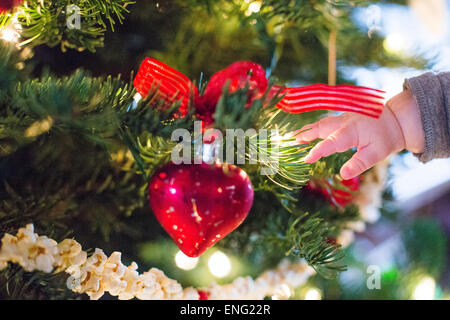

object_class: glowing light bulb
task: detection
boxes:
[413,276,436,300]
[272,283,292,300]
[245,1,261,16]
[305,288,322,300]
[383,33,408,55]
[174,251,199,270]
[208,251,231,277]
[248,1,261,13]
[1,28,17,42]
[0,15,21,44]
[25,116,54,138]
[271,131,298,148]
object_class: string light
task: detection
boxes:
[0,15,21,45]
[245,1,261,16]
[248,1,261,13]
[383,33,408,55]
[271,129,298,148]
[25,116,54,138]
[271,283,292,300]
[208,251,231,278]
[1,27,17,42]
[413,276,436,300]
[174,251,199,270]
[305,288,322,300]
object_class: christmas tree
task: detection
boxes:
[0,0,447,300]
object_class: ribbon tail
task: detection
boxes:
[133,58,198,116]
[274,84,385,118]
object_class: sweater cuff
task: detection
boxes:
[403,73,447,163]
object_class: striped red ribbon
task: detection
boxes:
[133,58,197,117]
[270,84,384,118]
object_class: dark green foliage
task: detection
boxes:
[0,42,20,103]
[0,264,78,300]
[261,0,366,29]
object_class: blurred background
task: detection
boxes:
[1,0,449,299]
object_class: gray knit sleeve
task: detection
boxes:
[403,72,450,162]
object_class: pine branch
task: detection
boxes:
[262,210,346,279]
[119,93,195,139]
[3,0,135,52]
[308,147,355,177]
[84,0,133,31]
[250,132,310,191]
[136,133,177,178]
[212,81,265,131]
[0,264,79,300]
[0,56,136,153]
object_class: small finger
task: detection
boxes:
[295,115,344,143]
[304,126,357,163]
[340,145,380,179]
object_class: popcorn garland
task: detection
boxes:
[206,259,315,300]
[0,224,315,300]
[0,224,198,300]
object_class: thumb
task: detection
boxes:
[340,145,381,180]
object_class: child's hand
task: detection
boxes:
[296,90,425,179]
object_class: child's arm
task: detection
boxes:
[404,72,450,162]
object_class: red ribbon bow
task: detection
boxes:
[133,58,384,123]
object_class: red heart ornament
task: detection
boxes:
[148,162,254,257]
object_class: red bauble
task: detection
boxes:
[148,162,254,257]
[307,176,360,208]
[197,290,209,300]
[332,177,360,207]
